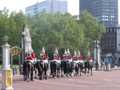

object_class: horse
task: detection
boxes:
[34,60,44,80]
[72,53,80,76]
[79,61,84,76]
[23,61,34,81]
[43,61,49,79]
[84,60,94,76]
[50,59,61,78]
[73,60,80,76]
[60,60,74,77]
[34,60,48,80]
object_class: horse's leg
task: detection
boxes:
[80,67,82,76]
[23,73,27,81]
[56,66,59,77]
[23,63,27,81]
[58,67,60,77]
[39,71,43,80]
[45,63,48,80]
[45,70,48,80]
[75,64,79,76]
[23,68,27,81]
[61,68,64,77]
[80,68,81,76]
[34,68,37,79]
[91,67,93,76]
[26,67,29,81]
[56,63,60,78]
[88,67,90,74]
[106,64,108,71]
[30,67,34,81]
[44,71,47,80]
[84,67,86,75]
[51,69,55,78]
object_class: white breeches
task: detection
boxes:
[52,59,61,63]
[42,59,48,63]
[79,60,84,63]
[73,60,80,64]
[68,59,72,62]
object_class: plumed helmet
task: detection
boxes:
[78,50,81,56]
[67,49,70,55]
[74,50,77,56]
[54,48,58,55]
[87,49,91,57]
[40,47,45,56]
[64,49,67,55]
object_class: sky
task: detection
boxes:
[0,0,79,16]
[0,0,119,24]
[118,0,120,25]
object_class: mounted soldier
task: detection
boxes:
[33,47,48,80]
[50,48,61,78]
[84,49,93,75]
[38,47,49,79]
[61,49,68,77]
[77,51,85,76]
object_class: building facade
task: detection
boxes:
[80,0,118,27]
[80,0,119,65]
[101,27,117,55]
[25,0,68,16]
[101,26,120,65]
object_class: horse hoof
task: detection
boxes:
[31,79,34,81]
[39,78,42,80]
[27,80,29,82]
[34,77,37,79]
[45,78,47,80]
[45,77,47,80]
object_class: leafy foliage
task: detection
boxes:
[0,9,105,58]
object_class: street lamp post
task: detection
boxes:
[1,36,13,90]
[20,25,25,74]
[21,31,25,64]
[94,40,101,70]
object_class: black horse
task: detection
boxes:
[43,62,49,79]
[34,60,43,80]
[84,61,94,76]
[74,62,80,76]
[61,61,74,77]
[23,61,34,81]
[78,62,84,76]
[34,60,48,80]
[50,61,61,78]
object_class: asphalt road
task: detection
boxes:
[8,70,120,90]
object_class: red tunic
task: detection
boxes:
[73,56,77,61]
[25,54,33,61]
[31,52,36,59]
[87,56,93,61]
[67,55,72,59]
[79,55,83,61]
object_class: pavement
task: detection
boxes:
[1,69,120,90]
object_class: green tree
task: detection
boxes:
[79,10,105,50]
